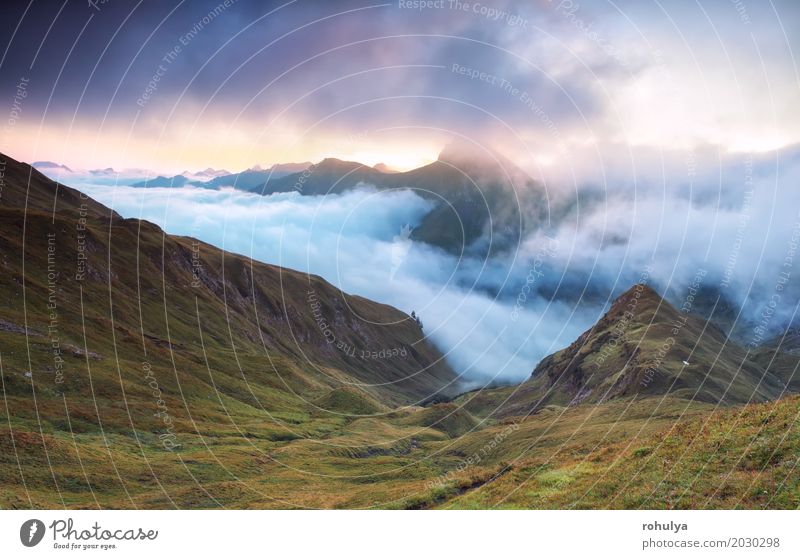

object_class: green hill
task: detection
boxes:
[456,284,800,419]
[435,395,800,509]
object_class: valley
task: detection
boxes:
[1,152,798,510]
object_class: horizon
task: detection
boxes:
[21,137,800,179]
[24,141,447,176]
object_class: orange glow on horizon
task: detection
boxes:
[8,121,444,175]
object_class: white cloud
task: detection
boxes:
[78,183,587,385]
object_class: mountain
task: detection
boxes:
[202,162,312,190]
[385,143,548,255]
[32,160,73,173]
[129,174,197,188]
[456,284,800,418]
[90,167,117,175]
[0,153,482,508]
[247,144,549,255]
[32,161,77,181]
[188,167,231,179]
[373,163,396,173]
[765,327,800,355]
[3,152,798,510]
[89,167,155,177]
[248,157,384,196]
[263,162,311,175]
[95,143,549,255]
[0,152,458,431]
[121,163,311,190]
[1,156,112,219]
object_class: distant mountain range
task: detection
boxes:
[185,167,231,179]
[197,161,312,190]
[127,162,313,189]
[32,160,73,173]
[129,174,197,188]
[34,144,550,255]
[31,160,307,187]
[236,143,550,255]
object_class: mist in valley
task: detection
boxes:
[63,142,800,388]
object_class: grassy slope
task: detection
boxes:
[3,393,796,509]
[455,285,800,420]
[0,153,455,508]
[439,395,800,509]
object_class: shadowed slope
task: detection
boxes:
[456,285,800,418]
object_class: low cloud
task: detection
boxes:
[77,182,588,386]
[76,145,800,386]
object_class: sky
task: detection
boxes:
[1,0,799,174]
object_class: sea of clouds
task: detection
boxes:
[72,145,800,387]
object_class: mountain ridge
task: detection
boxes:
[455,283,800,418]
[0,152,460,409]
[240,145,547,255]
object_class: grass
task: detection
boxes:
[3,389,798,509]
[441,396,800,509]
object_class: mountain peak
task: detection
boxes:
[90,167,116,175]
[193,167,230,177]
[436,140,531,185]
[32,160,73,173]
[373,162,395,173]
[605,283,663,317]
[437,140,497,166]
[313,157,371,173]
[510,282,681,406]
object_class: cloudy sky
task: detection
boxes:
[2,0,798,174]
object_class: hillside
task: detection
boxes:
[0,152,469,507]
[0,152,466,508]
[455,284,800,419]
[432,394,800,509]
